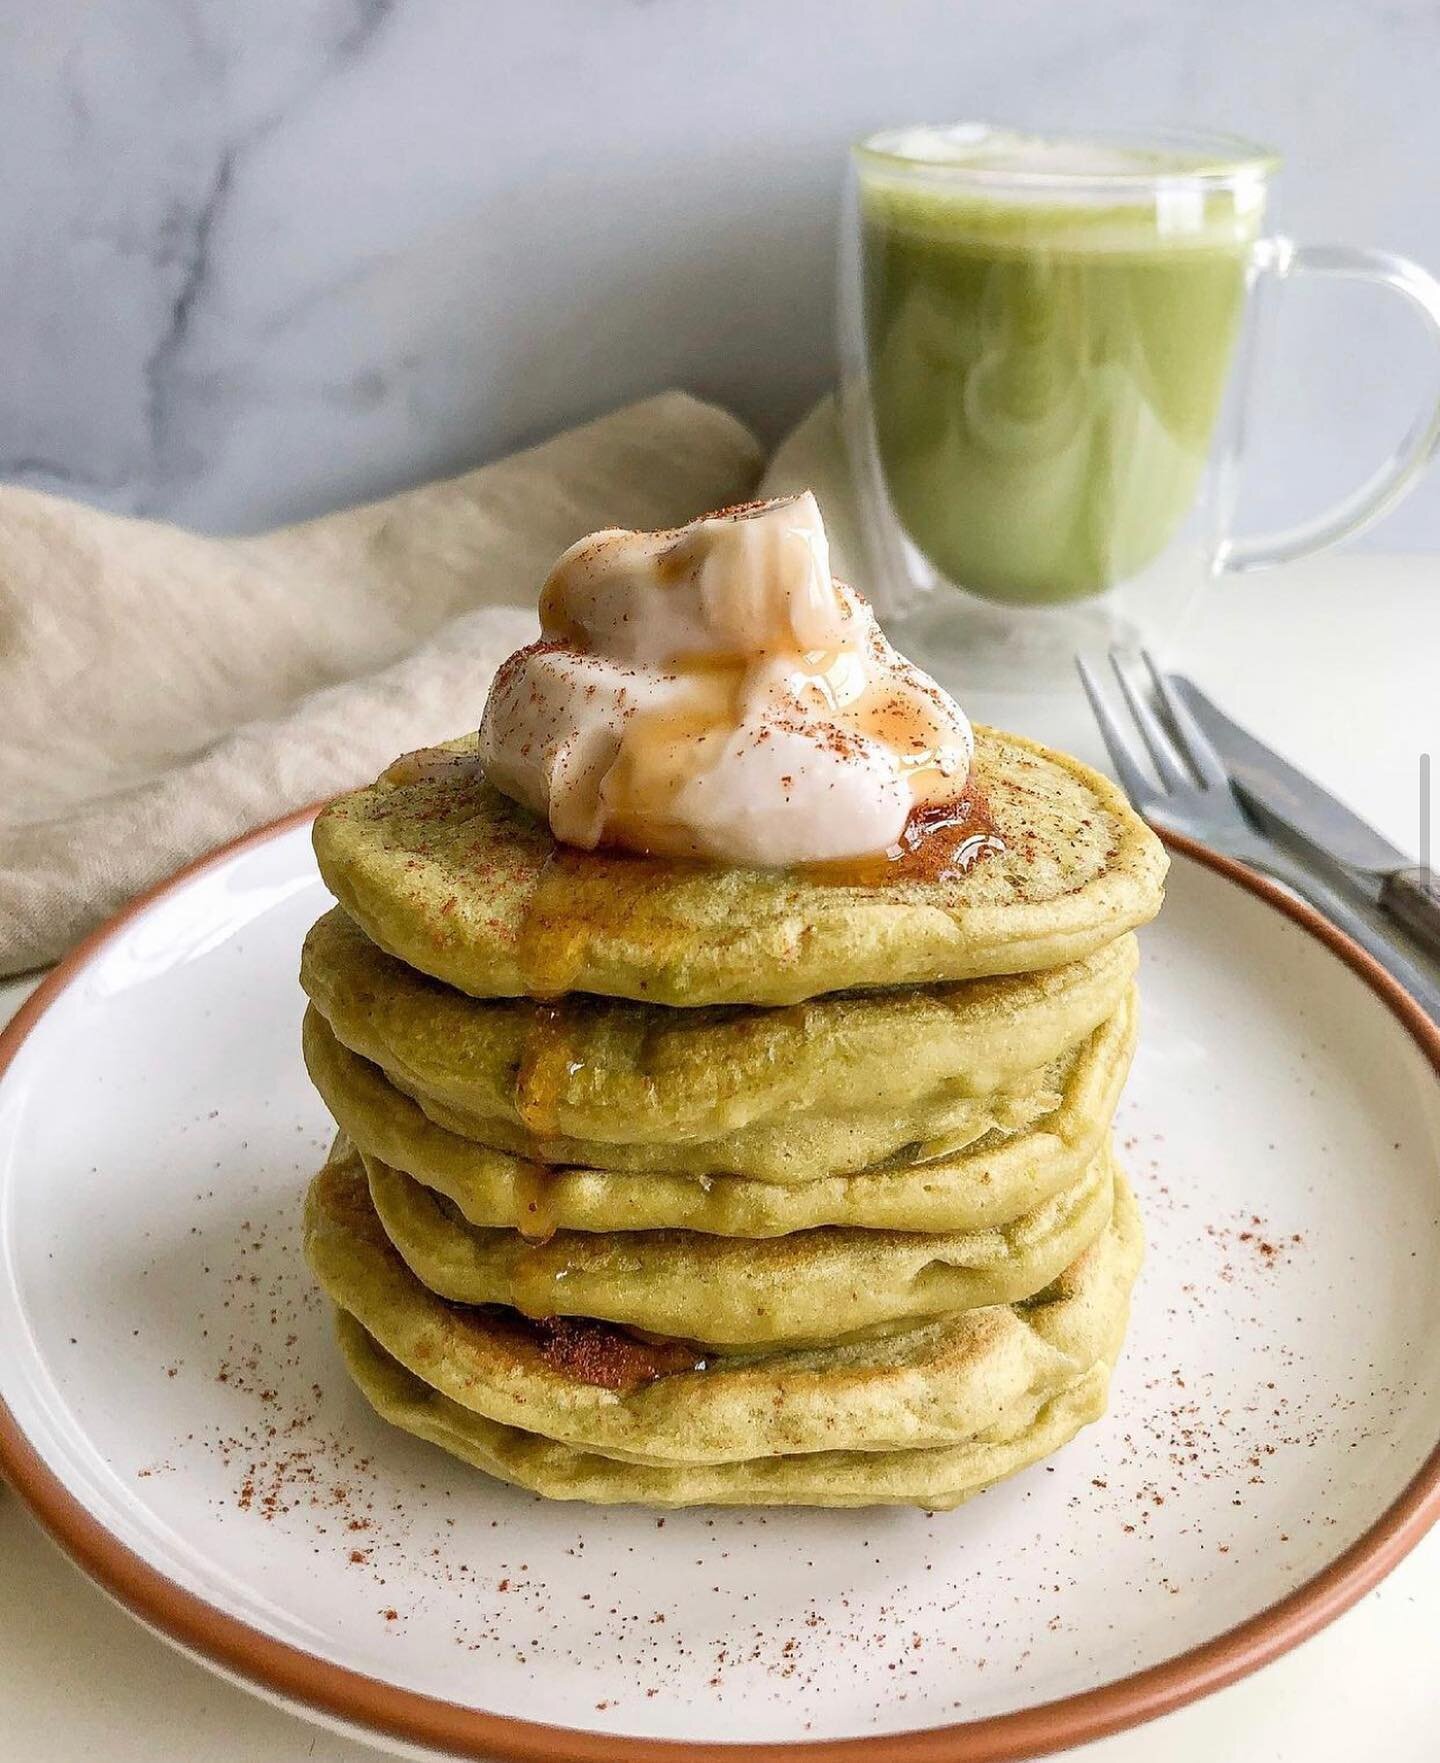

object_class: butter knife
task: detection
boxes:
[1172,675,1440,958]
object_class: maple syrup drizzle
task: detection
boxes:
[514,849,597,999]
[802,790,1005,887]
[509,1237,575,1322]
[512,1157,558,1245]
[513,834,695,1012]
[513,999,582,1137]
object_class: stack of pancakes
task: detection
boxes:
[301,726,1166,1507]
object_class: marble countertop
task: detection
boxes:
[2,552,1437,1761]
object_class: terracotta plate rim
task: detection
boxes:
[1,808,1438,1763]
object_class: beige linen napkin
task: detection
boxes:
[0,392,763,976]
[758,395,859,581]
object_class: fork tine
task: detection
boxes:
[1106,649,1191,792]
[1075,653,1158,808]
[1141,652,1229,789]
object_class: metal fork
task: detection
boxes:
[1078,648,1440,1024]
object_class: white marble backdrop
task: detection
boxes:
[4,0,1440,544]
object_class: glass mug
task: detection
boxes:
[838,123,1440,688]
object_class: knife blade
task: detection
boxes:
[1171,675,1440,960]
[1171,676,1408,878]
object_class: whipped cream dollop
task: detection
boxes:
[477,493,974,867]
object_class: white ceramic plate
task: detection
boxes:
[2,815,1439,1763]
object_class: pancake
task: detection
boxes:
[305,1002,1064,1189]
[393,1057,1062,1185]
[300,908,1137,1171]
[299,983,1128,1182]
[310,726,1167,1006]
[305,993,1136,1235]
[304,1139,1142,1466]
[337,1313,1114,1509]
[363,1143,1114,1350]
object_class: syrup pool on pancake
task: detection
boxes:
[476,492,984,869]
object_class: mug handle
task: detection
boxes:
[1219,238,1440,573]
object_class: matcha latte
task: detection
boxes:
[856,126,1269,605]
[300,493,1164,1507]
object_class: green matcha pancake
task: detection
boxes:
[337,1313,1114,1509]
[372,1041,1068,1184]
[304,1139,1142,1467]
[363,1141,1113,1350]
[304,992,1136,1234]
[310,727,1166,1006]
[301,906,1136,1161]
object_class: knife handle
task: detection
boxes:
[1246,847,1440,1026]
[1380,867,1440,959]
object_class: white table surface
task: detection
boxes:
[3,553,1438,1762]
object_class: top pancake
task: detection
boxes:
[311,727,1167,1006]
